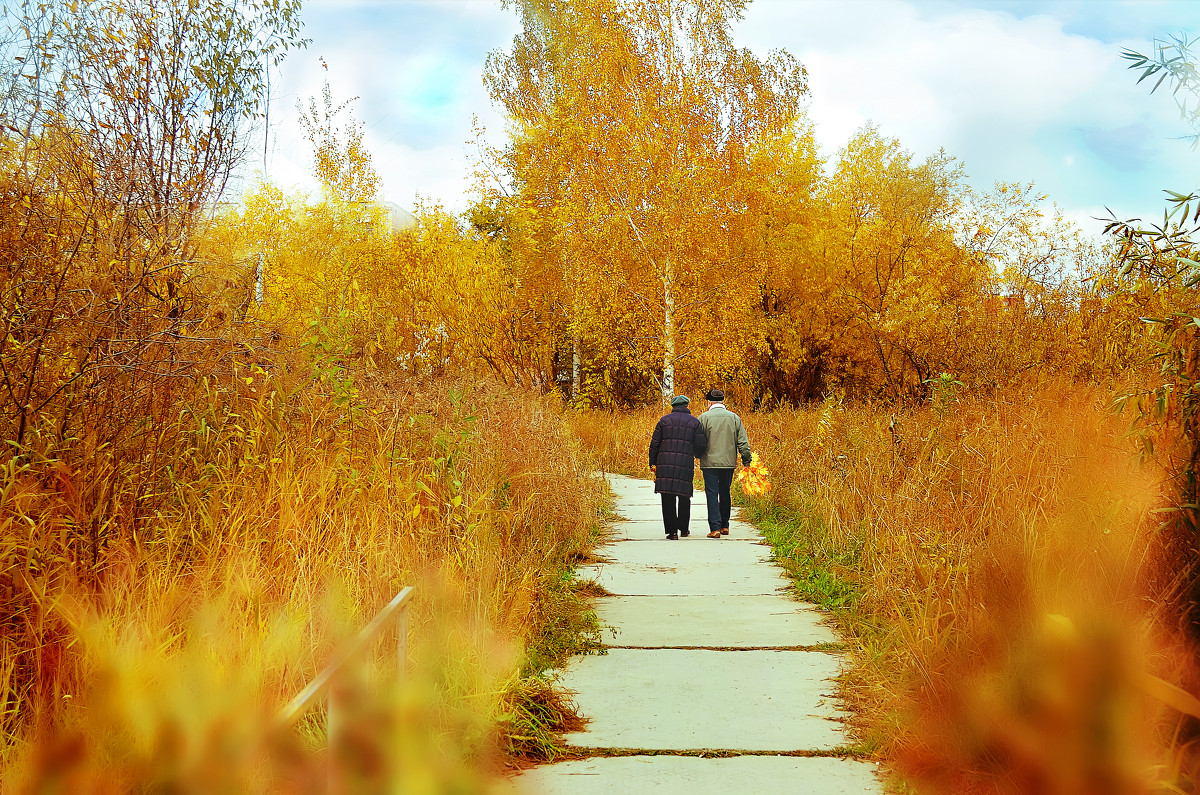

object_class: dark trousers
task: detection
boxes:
[660,493,691,535]
[702,468,735,533]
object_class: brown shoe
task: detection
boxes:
[720,527,729,535]
[707,530,722,539]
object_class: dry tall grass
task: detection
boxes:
[1,358,605,791]
[573,386,1196,792]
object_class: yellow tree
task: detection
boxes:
[218,104,512,380]
[383,201,514,376]
[487,0,807,404]
[221,78,388,347]
[751,121,829,403]
[753,130,1102,401]
[814,126,985,399]
[0,0,306,736]
[956,181,1100,385]
[469,114,578,393]
[467,187,565,390]
[299,66,382,204]
[0,0,305,447]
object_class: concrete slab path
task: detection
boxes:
[501,474,883,794]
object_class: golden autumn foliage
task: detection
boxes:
[570,388,1194,792]
[733,389,1172,792]
[209,185,515,380]
[6,0,1200,791]
[525,22,1200,786]
[0,1,602,787]
[204,89,516,384]
[486,0,808,405]
[478,2,1134,408]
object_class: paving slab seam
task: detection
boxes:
[601,537,768,543]
[596,593,785,597]
[558,747,871,760]
[584,591,793,596]
[604,643,845,652]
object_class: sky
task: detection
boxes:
[255,0,1200,237]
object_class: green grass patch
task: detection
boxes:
[745,500,860,614]
[497,500,611,764]
[521,569,608,676]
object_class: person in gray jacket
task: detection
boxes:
[697,389,752,539]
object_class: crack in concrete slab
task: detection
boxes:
[605,643,846,652]
[557,746,872,760]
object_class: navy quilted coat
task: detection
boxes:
[648,406,708,496]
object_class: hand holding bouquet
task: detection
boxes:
[735,452,772,496]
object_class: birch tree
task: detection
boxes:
[487,0,806,404]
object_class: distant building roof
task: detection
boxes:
[382,200,417,232]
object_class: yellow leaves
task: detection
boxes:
[483,0,807,404]
[224,177,511,379]
[749,124,1064,400]
[299,77,380,203]
[735,451,772,497]
[1136,670,1200,720]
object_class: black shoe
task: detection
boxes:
[666,532,678,540]
[680,529,690,537]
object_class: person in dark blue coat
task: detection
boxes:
[648,395,709,540]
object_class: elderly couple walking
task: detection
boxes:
[647,389,752,540]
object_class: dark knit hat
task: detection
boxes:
[705,389,725,401]
[670,395,689,407]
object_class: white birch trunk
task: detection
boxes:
[255,252,264,304]
[662,260,675,404]
[571,331,581,404]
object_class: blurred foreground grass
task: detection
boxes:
[1,366,607,792]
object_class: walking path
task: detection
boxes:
[502,474,884,794]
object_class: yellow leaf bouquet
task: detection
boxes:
[735,452,772,496]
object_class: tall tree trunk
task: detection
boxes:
[255,251,264,303]
[571,330,580,404]
[662,259,675,404]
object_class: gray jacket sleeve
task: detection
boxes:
[736,419,751,465]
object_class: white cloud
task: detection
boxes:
[741,3,1105,152]
[245,0,519,212]
[239,0,1200,223]
[735,0,1196,221]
